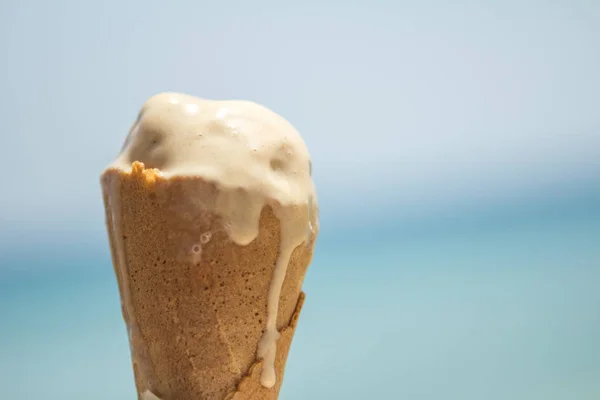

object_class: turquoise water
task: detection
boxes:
[1,208,599,400]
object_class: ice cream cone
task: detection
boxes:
[102,162,316,400]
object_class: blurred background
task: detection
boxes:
[1,0,599,399]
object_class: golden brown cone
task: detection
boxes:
[101,162,316,400]
[224,292,304,400]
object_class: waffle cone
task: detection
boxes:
[101,163,316,400]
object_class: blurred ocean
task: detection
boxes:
[1,196,599,400]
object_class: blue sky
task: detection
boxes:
[0,0,599,242]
